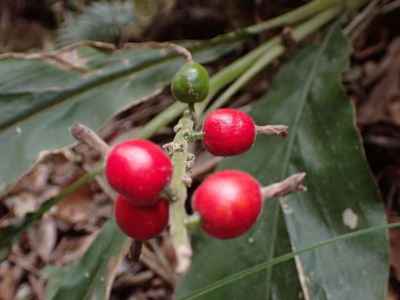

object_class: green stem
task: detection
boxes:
[136,0,369,137]
[169,110,194,274]
[208,6,341,112]
[137,102,187,139]
[195,38,280,115]
[137,40,274,137]
[209,0,362,44]
[138,35,281,138]
[180,221,399,300]
[210,45,284,113]
[231,0,338,35]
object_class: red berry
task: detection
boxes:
[192,170,262,239]
[203,108,256,156]
[115,194,169,240]
[105,139,172,206]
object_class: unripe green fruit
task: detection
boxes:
[171,62,209,104]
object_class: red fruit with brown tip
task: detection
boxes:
[203,108,256,156]
[105,139,172,206]
[115,195,169,240]
[192,170,262,239]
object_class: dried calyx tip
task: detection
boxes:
[255,125,288,137]
[70,123,110,156]
[261,172,306,199]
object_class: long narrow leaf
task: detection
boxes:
[177,24,388,300]
[0,41,238,194]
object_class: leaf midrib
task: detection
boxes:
[264,24,336,300]
[0,39,237,131]
[0,52,177,131]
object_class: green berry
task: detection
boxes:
[171,62,209,104]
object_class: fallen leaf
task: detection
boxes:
[28,217,57,262]
[358,38,400,125]
[54,184,93,225]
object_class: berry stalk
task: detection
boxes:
[168,110,195,274]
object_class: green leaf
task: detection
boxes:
[177,222,396,300]
[177,210,301,300]
[0,41,237,194]
[177,25,388,299]
[44,220,129,300]
[265,26,388,299]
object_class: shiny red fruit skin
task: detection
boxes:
[203,108,256,156]
[105,139,172,206]
[192,170,262,239]
[115,195,169,240]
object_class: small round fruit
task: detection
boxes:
[203,108,256,156]
[105,139,172,206]
[171,62,209,104]
[115,195,169,240]
[192,170,262,239]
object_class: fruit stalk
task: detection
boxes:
[168,110,194,274]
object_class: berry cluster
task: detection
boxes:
[106,140,172,241]
[103,61,298,243]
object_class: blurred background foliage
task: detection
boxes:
[0,0,306,52]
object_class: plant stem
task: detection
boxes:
[208,45,284,112]
[208,6,341,112]
[169,110,194,274]
[137,102,187,139]
[209,0,358,44]
[137,35,281,138]
[196,38,281,115]
[235,0,339,35]
[138,0,369,137]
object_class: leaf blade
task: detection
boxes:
[0,42,238,193]
[177,24,388,300]
[44,220,129,300]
